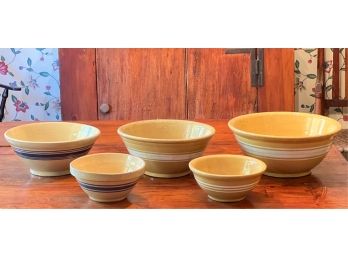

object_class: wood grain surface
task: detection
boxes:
[96,49,186,120]
[187,49,257,119]
[1,120,347,208]
[258,48,294,112]
[59,49,98,120]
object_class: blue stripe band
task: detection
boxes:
[78,181,137,193]
[14,145,92,160]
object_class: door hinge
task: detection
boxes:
[225,48,264,87]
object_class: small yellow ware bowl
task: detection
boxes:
[4,122,100,177]
[70,153,145,202]
[189,154,266,202]
[228,112,341,178]
[117,119,215,178]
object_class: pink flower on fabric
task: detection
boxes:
[0,61,8,75]
[14,100,29,113]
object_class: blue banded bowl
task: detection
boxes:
[4,122,100,176]
[70,153,145,202]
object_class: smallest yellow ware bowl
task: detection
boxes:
[70,153,145,202]
[189,154,266,202]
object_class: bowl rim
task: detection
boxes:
[4,122,101,145]
[70,152,146,178]
[189,154,267,178]
[117,119,216,143]
[228,112,342,140]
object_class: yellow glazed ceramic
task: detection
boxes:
[4,122,100,176]
[117,119,215,178]
[228,112,341,177]
[70,153,145,202]
[189,154,266,202]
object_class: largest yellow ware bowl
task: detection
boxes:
[4,122,100,177]
[228,112,341,178]
[117,119,215,178]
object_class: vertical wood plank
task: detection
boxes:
[96,49,186,120]
[257,48,294,112]
[345,48,348,99]
[332,48,340,100]
[187,48,257,119]
[59,48,98,120]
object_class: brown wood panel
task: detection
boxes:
[332,48,340,100]
[96,49,186,120]
[187,49,257,119]
[345,48,348,99]
[59,49,98,120]
[258,48,294,112]
[0,120,347,208]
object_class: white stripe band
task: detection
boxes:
[127,149,203,162]
[196,179,259,192]
[238,141,331,159]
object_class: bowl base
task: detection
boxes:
[208,195,247,203]
[264,170,312,178]
[88,196,127,203]
[145,170,191,178]
[30,169,70,177]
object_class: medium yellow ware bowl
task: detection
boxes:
[117,119,215,178]
[189,154,266,202]
[4,122,100,177]
[228,112,341,178]
[70,153,145,202]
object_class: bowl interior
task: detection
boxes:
[190,155,266,176]
[230,112,340,138]
[5,122,100,143]
[70,153,145,175]
[118,120,214,140]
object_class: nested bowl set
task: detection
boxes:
[4,112,341,203]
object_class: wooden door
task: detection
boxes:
[96,49,186,120]
[59,48,294,120]
[187,48,294,119]
[187,49,257,119]
[59,48,98,120]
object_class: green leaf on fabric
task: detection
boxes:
[0,56,5,61]
[44,102,49,110]
[8,72,14,77]
[25,87,29,95]
[306,74,317,79]
[20,81,25,87]
[44,91,51,95]
[27,58,32,67]
[30,115,35,120]
[304,49,316,53]
[310,94,315,98]
[295,60,300,69]
[295,70,301,74]
[39,72,50,77]
[334,108,343,114]
[10,48,16,54]
[11,95,17,103]
[309,104,314,113]
[26,68,33,72]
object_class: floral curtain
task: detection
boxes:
[0,48,61,121]
[294,48,347,128]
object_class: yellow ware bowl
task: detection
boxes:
[228,112,341,178]
[70,153,145,202]
[189,154,266,202]
[117,119,215,178]
[4,122,100,177]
